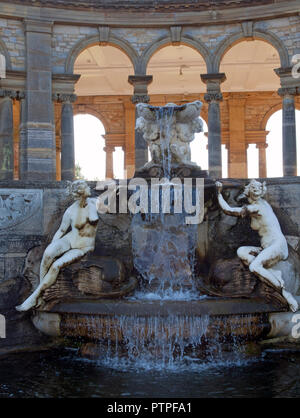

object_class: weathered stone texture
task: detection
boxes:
[184,24,240,54]
[112,28,168,55]
[256,17,300,58]
[0,19,25,70]
[52,25,98,72]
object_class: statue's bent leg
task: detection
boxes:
[237,246,262,266]
[16,248,86,312]
[39,238,71,281]
[282,289,299,312]
[249,246,284,289]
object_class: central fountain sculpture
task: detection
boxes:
[16,100,300,365]
[135,100,205,177]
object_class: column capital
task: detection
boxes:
[128,75,153,104]
[104,145,115,155]
[201,73,226,104]
[128,75,153,86]
[256,142,268,149]
[278,87,298,98]
[53,93,77,103]
[204,92,223,103]
[0,89,18,99]
[275,67,300,93]
[200,73,226,85]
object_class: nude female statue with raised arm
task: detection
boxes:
[16,180,99,312]
[216,179,298,312]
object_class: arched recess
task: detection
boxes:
[145,42,208,96]
[65,34,139,74]
[265,108,300,177]
[262,102,300,130]
[74,113,106,181]
[74,105,110,133]
[0,37,12,71]
[141,34,212,74]
[213,29,289,73]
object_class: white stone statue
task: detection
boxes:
[136,100,203,168]
[216,179,299,312]
[16,180,99,311]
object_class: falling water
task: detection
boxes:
[62,313,263,370]
[131,213,199,300]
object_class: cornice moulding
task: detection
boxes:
[0,1,298,27]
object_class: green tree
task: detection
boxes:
[75,163,85,180]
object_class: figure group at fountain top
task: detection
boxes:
[216,179,298,312]
[136,100,203,171]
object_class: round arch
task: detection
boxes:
[141,35,213,74]
[213,29,289,73]
[65,34,139,74]
[73,106,110,133]
[261,102,300,130]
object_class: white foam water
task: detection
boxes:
[81,314,256,371]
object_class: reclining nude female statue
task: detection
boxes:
[16,180,99,312]
[216,179,298,312]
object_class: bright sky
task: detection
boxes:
[74,110,300,180]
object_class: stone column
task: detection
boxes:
[128,75,153,171]
[275,67,300,177]
[104,145,115,179]
[201,73,226,179]
[278,87,298,176]
[20,20,56,181]
[0,89,15,180]
[57,94,76,181]
[256,142,268,178]
[124,100,136,178]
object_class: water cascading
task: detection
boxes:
[33,101,273,369]
[131,104,201,300]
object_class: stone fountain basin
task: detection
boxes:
[32,298,286,343]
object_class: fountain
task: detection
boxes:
[18,100,300,368]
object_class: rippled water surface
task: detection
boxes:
[1,348,300,398]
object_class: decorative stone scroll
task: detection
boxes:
[0,189,42,230]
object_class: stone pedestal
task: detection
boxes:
[201,73,226,179]
[128,75,153,171]
[0,92,14,180]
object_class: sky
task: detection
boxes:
[74,110,300,180]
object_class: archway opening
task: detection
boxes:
[147,44,207,96]
[72,44,134,178]
[74,114,106,180]
[74,44,134,96]
[191,118,208,170]
[220,39,281,92]
[266,109,300,177]
[219,39,281,178]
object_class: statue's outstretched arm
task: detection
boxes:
[88,198,99,224]
[52,209,71,242]
[216,182,247,218]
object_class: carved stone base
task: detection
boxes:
[40,255,138,310]
[197,257,289,310]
